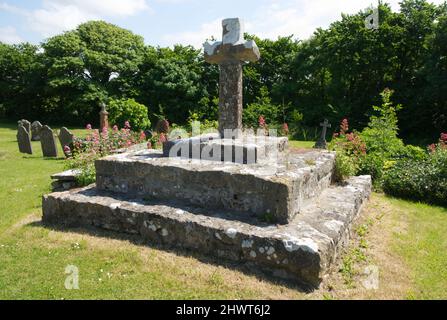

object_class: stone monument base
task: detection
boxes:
[42,175,371,288]
[162,133,288,164]
[42,146,372,288]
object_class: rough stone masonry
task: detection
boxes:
[42,18,373,288]
[204,18,260,137]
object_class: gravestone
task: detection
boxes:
[17,125,32,154]
[204,18,260,137]
[58,127,74,149]
[40,125,58,157]
[99,103,109,130]
[31,121,43,141]
[314,119,331,149]
[18,120,31,136]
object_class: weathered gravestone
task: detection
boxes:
[99,103,109,131]
[314,119,331,149]
[31,121,43,141]
[40,125,58,157]
[58,127,74,149]
[18,120,31,136]
[17,125,32,154]
[204,18,260,137]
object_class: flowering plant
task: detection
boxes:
[428,132,447,153]
[329,118,367,181]
[66,121,147,186]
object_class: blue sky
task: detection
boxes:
[0,0,445,48]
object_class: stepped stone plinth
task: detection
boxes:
[41,18,372,288]
[43,175,372,287]
[96,148,334,224]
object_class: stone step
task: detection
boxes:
[95,149,336,224]
[42,175,371,288]
[162,134,289,165]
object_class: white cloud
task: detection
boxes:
[161,0,447,48]
[162,18,223,48]
[0,0,150,38]
[0,26,23,44]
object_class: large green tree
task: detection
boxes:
[42,21,146,124]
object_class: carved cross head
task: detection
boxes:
[203,18,260,64]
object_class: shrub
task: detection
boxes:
[329,118,366,181]
[330,90,427,187]
[383,145,447,206]
[243,87,280,128]
[357,89,405,182]
[66,126,147,186]
[108,98,151,131]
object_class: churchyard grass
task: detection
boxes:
[0,120,446,299]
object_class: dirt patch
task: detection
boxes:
[315,194,413,299]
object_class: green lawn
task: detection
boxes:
[0,120,446,299]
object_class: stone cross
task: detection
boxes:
[314,119,331,149]
[204,18,260,137]
[17,125,32,155]
[40,125,58,157]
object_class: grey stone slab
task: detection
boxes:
[18,120,31,135]
[42,175,371,288]
[31,121,42,141]
[95,149,335,224]
[17,125,32,154]
[58,127,74,149]
[163,134,288,164]
[40,125,58,157]
[51,169,81,181]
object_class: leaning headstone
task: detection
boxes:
[17,125,32,154]
[314,119,331,149]
[18,119,31,136]
[58,127,74,150]
[40,125,58,157]
[31,121,43,141]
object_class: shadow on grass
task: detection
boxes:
[382,193,447,212]
[29,219,313,294]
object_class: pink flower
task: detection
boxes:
[428,144,436,153]
[158,133,167,144]
[147,141,152,149]
[139,131,146,141]
[258,116,266,128]
[86,124,92,130]
[441,133,447,143]
[113,125,118,132]
[340,119,349,134]
[63,145,71,153]
[124,121,131,129]
[282,123,289,135]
